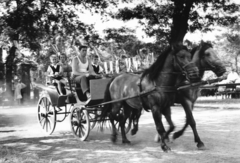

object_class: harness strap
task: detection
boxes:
[156,86,177,93]
[86,87,158,108]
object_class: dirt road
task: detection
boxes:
[0,98,240,163]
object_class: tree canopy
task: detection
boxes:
[114,0,240,45]
[0,0,240,54]
[0,0,116,50]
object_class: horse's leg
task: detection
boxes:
[109,114,118,143]
[163,106,175,142]
[131,108,141,135]
[120,104,132,144]
[174,99,205,149]
[109,103,122,143]
[172,120,188,140]
[152,105,171,152]
[154,106,174,143]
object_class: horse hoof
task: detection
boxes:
[161,145,171,152]
[197,142,206,150]
[131,129,137,135]
[122,140,131,144]
[154,134,160,142]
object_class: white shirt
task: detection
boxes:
[227,71,239,83]
[77,56,88,73]
[47,64,61,76]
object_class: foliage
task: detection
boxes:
[215,23,240,72]
[104,27,136,45]
[114,0,240,44]
[104,27,163,57]
[0,0,114,51]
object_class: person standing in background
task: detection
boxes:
[14,79,26,105]
[226,67,239,83]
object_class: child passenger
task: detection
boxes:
[91,55,104,75]
[46,55,67,95]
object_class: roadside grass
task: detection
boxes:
[0,145,83,163]
[0,145,50,163]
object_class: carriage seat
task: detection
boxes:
[73,77,111,105]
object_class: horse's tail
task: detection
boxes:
[139,75,151,112]
[98,77,115,131]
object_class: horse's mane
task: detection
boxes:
[191,42,213,58]
[142,44,188,82]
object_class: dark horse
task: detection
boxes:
[99,44,200,152]
[155,42,226,149]
[173,42,226,148]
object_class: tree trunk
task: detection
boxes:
[170,1,193,44]
[0,47,2,63]
[17,63,32,103]
[235,55,238,73]
[5,46,17,98]
[0,48,4,87]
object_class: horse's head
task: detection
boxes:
[171,44,200,82]
[191,42,226,77]
[141,44,199,83]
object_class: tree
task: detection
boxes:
[0,0,114,50]
[104,27,161,57]
[114,0,240,45]
[104,27,140,56]
[215,23,240,72]
[0,0,116,100]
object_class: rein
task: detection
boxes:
[86,87,158,108]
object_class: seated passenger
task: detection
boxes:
[59,53,72,78]
[72,45,99,102]
[46,55,67,95]
[91,55,104,75]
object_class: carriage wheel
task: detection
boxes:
[70,106,90,141]
[114,117,131,134]
[37,96,56,135]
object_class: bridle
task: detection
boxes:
[139,48,200,94]
[172,49,199,82]
[195,47,225,77]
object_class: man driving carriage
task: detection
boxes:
[72,44,100,103]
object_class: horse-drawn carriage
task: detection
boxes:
[36,42,227,152]
[36,74,155,141]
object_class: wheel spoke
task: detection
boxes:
[47,118,52,132]
[80,127,85,137]
[39,116,45,124]
[75,126,80,136]
[42,118,46,130]
[39,102,45,111]
[46,117,49,132]
[43,98,47,108]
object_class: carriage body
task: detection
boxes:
[37,77,132,140]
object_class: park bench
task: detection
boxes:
[215,83,240,99]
